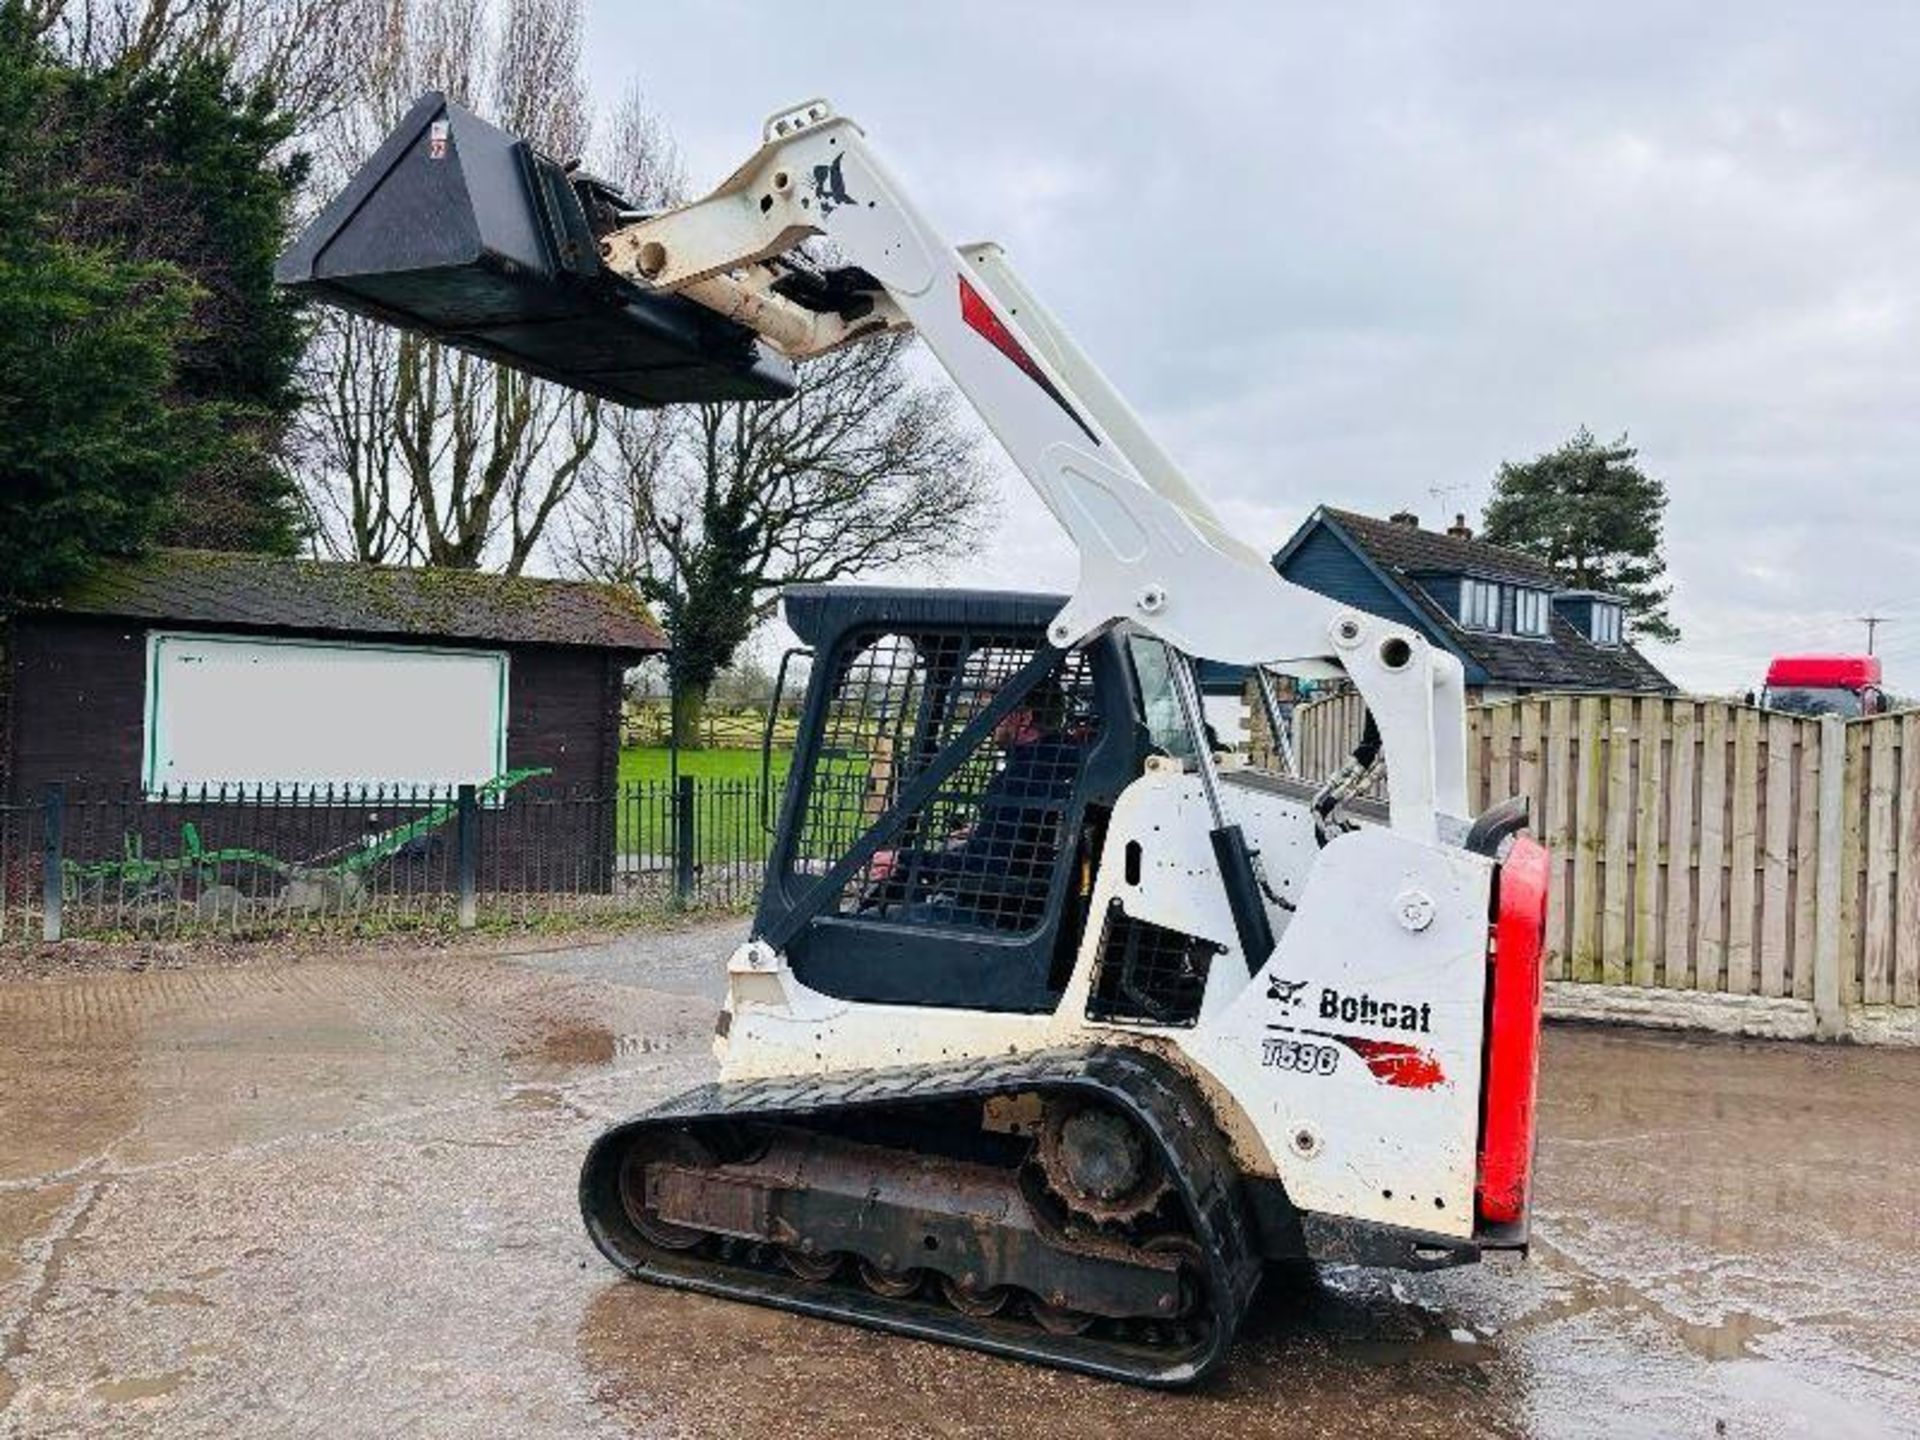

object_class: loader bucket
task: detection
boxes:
[276,91,795,407]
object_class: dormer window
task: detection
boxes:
[1513,587,1550,637]
[1591,602,1624,647]
[1461,578,1501,631]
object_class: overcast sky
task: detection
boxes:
[583,1,1920,692]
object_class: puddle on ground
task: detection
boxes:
[1535,1027,1920,1260]
[0,1029,139,1182]
[92,1368,188,1403]
[1526,1246,1781,1362]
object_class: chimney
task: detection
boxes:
[1447,513,1473,541]
[1388,510,1419,528]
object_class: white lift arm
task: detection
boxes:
[600,99,1469,842]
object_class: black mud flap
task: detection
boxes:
[276,91,795,408]
[579,1046,1264,1388]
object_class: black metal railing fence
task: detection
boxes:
[9,776,776,941]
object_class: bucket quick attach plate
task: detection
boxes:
[276,91,795,408]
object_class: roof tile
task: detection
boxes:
[42,550,666,654]
[1316,510,1674,693]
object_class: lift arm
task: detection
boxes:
[597,99,1467,841]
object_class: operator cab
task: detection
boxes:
[757,586,1223,1014]
[1762,654,1887,718]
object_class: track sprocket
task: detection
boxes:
[1035,1098,1172,1226]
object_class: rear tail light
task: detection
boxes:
[1477,833,1549,1226]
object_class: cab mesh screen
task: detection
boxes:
[1084,899,1219,1027]
[789,628,1097,934]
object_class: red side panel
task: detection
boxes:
[1477,834,1549,1226]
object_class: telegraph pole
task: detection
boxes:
[1857,614,1892,654]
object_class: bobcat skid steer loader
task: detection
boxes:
[280,93,1549,1388]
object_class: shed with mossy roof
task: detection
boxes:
[3,547,663,808]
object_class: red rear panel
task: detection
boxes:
[1477,834,1549,1226]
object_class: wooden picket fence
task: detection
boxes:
[1283,690,1920,1014]
[1284,689,1390,802]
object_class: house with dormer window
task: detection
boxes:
[1270,507,1673,698]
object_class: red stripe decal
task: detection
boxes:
[957,275,1099,444]
[1335,1036,1447,1090]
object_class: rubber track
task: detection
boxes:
[579,1045,1264,1387]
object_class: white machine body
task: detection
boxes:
[723,765,1493,1237]
[603,99,1517,1245]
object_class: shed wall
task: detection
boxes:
[3,615,629,888]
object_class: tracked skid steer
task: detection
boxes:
[283,94,1551,1388]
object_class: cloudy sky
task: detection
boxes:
[584,1,1920,692]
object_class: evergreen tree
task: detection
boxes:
[1481,427,1679,643]
[0,6,212,605]
[0,2,309,608]
[63,43,310,552]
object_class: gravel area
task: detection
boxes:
[0,918,1914,1437]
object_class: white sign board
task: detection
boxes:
[143,633,508,798]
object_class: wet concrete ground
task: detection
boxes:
[0,920,1915,1438]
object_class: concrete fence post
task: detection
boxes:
[41,783,63,944]
[1812,716,1848,1039]
[455,784,478,930]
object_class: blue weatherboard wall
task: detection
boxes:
[1418,574,1462,620]
[1277,526,1428,632]
[1201,522,1445,695]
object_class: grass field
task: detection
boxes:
[617,746,793,784]
[612,746,879,866]
[614,747,792,861]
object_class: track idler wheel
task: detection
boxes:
[617,1130,714,1251]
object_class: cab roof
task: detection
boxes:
[1766,655,1882,688]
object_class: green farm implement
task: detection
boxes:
[61,768,550,913]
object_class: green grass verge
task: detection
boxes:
[615,746,794,860]
[611,745,877,865]
[617,746,792,783]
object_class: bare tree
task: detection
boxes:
[293,308,417,562]
[594,80,684,212]
[385,335,601,570]
[559,404,677,589]
[32,0,385,128]
[563,332,997,745]
[295,0,605,574]
[489,0,583,157]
